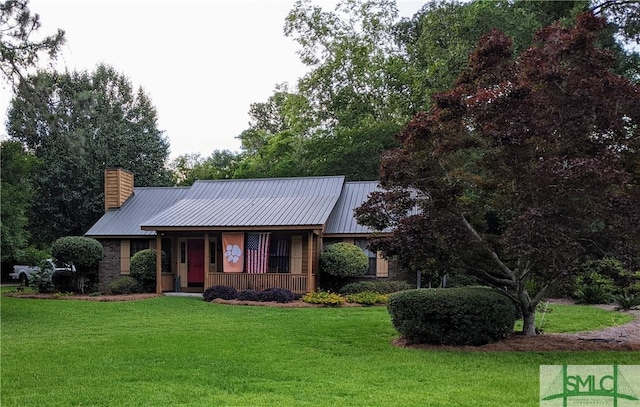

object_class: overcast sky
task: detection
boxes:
[0,0,424,160]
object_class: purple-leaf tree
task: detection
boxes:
[356,13,640,336]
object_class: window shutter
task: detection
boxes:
[290,236,303,274]
[120,239,131,274]
[376,251,388,277]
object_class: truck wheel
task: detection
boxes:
[19,273,28,286]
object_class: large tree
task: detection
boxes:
[0,140,40,262]
[356,13,640,335]
[0,0,65,87]
[7,64,171,245]
[170,150,241,186]
[235,0,636,183]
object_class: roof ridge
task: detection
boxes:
[192,175,346,184]
[134,186,190,190]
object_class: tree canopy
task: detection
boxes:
[201,0,638,185]
[7,64,171,246]
[0,140,40,262]
[0,0,66,87]
[356,12,640,336]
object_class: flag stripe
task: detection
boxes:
[246,233,271,274]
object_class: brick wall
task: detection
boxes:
[98,239,121,292]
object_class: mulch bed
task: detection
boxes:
[210,298,362,307]
[393,335,640,352]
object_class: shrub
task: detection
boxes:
[339,280,414,295]
[258,288,296,303]
[613,293,640,310]
[108,276,139,295]
[29,261,54,293]
[301,291,345,306]
[388,287,516,346]
[52,236,103,294]
[575,257,640,296]
[15,246,50,266]
[573,271,614,304]
[130,249,158,293]
[237,289,261,301]
[345,291,388,306]
[52,270,76,292]
[203,285,238,302]
[319,243,369,278]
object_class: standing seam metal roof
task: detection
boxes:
[141,176,346,228]
[85,187,190,236]
[325,181,380,234]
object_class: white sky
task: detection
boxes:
[0,0,424,160]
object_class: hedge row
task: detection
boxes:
[203,286,297,303]
[388,287,516,346]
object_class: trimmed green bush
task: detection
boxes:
[52,236,103,294]
[107,276,139,295]
[301,291,345,306]
[339,280,414,295]
[388,287,516,346]
[345,291,388,306]
[130,249,158,293]
[319,243,369,278]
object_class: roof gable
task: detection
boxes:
[325,181,379,235]
[85,187,190,237]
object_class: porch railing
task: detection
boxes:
[205,272,309,294]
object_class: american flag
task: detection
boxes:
[246,233,271,274]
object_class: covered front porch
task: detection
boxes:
[153,229,321,295]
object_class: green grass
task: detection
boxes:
[1,296,637,407]
[514,302,634,333]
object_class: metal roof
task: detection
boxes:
[141,176,346,228]
[85,187,190,236]
[325,181,380,235]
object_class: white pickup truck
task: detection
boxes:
[9,259,75,285]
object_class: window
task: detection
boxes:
[269,236,290,273]
[209,240,217,265]
[130,240,149,259]
[355,238,376,277]
[180,241,186,264]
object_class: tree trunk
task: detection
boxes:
[522,308,537,336]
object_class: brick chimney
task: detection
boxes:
[104,168,134,212]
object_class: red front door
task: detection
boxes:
[187,239,204,285]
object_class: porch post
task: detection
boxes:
[204,232,210,277]
[307,231,314,292]
[155,234,162,294]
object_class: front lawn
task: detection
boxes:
[1,296,637,406]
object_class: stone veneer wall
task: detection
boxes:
[98,239,121,292]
